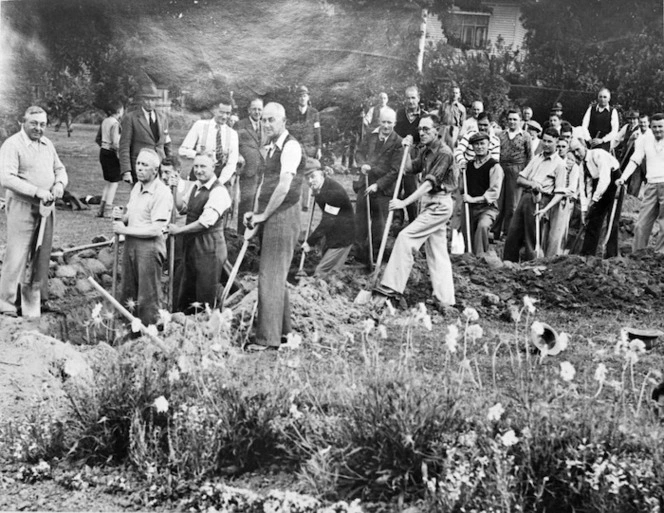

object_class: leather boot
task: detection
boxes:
[96,201,106,218]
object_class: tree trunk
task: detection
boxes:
[416,7,428,74]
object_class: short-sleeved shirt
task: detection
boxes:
[630,129,664,183]
[265,130,302,175]
[126,177,173,230]
[519,152,566,196]
[181,176,231,228]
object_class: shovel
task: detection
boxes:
[168,184,177,311]
[219,226,258,308]
[534,197,544,259]
[354,144,410,304]
[601,184,624,258]
[111,207,124,299]
[296,194,317,279]
[365,174,375,269]
[25,201,53,285]
[462,167,473,254]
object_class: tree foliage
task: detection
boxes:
[42,65,96,135]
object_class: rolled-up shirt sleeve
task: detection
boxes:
[280,139,302,175]
[483,163,504,204]
[198,186,231,228]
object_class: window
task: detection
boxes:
[446,11,490,49]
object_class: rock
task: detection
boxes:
[97,248,115,270]
[101,274,113,287]
[75,279,93,294]
[481,252,504,269]
[49,278,68,299]
[482,292,501,306]
[81,258,107,276]
[55,265,77,278]
[77,249,97,259]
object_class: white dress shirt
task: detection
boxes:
[178,119,239,184]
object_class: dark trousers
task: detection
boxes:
[121,237,165,326]
[354,185,390,263]
[256,202,300,347]
[176,231,226,313]
[462,203,499,255]
[503,191,551,262]
[237,174,259,235]
[581,171,622,258]
[492,162,525,239]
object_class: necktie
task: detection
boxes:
[149,112,159,142]
[215,124,223,162]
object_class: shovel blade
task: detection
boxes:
[354,289,373,305]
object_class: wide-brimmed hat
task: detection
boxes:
[138,83,160,98]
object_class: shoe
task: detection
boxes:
[0,309,17,318]
[40,302,62,314]
[372,284,398,299]
[96,201,106,218]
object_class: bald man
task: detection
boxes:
[459,100,484,139]
[354,108,404,265]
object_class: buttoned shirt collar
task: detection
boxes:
[142,107,156,123]
[250,118,260,131]
[266,129,290,156]
[19,128,46,147]
[595,104,611,112]
[195,176,218,190]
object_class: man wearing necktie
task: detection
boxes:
[119,84,172,184]
[234,98,265,234]
[179,96,239,186]
[354,108,403,266]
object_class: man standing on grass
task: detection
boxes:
[113,148,173,327]
[461,132,503,255]
[244,103,304,350]
[375,114,458,310]
[503,128,566,262]
[0,106,68,318]
[302,164,355,278]
[569,138,621,258]
[618,113,664,252]
[582,88,619,151]
[166,154,231,313]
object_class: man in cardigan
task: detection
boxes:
[581,88,619,151]
[461,132,504,255]
[0,106,68,318]
[166,154,231,313]
[354,107,403,265]
[493,110,532,240]
[245,102,304,350]
[302,165,355,277]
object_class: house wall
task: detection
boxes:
[483,1,526,50]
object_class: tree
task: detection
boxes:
[43,65,96,136]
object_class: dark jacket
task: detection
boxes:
[287,106,322,157]
[307,177,355,249]
[354,130,404,197]
[119,108,170,175]
[235,117,265,178]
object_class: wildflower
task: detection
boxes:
[153,396,169,413]
[125,298,136,312]
[531,321,544,336]
[594,363,607,384]
[289,403,303,420]
[131,318,142,333]
[487,403,505,422]
[422,313,432,331]
[91,303,102,320]
[158,309,171,327]
[500,429,519,447]
[345,332,355,344]
[467,324,484,340]
[560,361,576,382]
[362,319,374,335]
[281,332,302,350]
[445,324,459,353]
[190,301,202,311]
[377,325,388,339]
[629,339,646,353]
[463,307,479,322]
[177,354,192,374]
[167,367,180,384]
[523,295,537,314]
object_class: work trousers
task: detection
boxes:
[256,202,300,347]
[503,191,551,262]
[581,171,622,258]
[461,203,499,255]
[237,174,259,235]
[0,196,53,317]
[633,182,664,252]
[492,163,525,239]
[315,245,352,277]
[121,237,165,326]
[354,184,390,263]
[402,175,419,223]
[381,193,455,306]
[176,231,226,313]
[545,199,574,257]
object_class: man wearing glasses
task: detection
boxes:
[375,114,458,310]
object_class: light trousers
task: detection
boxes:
[380,193,455,306]
[633,182,664,252]
[545,199,574,257]
[315,245,352,277]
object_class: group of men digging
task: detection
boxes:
[2,84,664,350]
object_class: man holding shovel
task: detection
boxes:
[503,128,566,262]
[0,106,67,318]
[375,114,458,309]
[302,164,355,278]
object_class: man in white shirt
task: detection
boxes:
[166,154,231,313]
[179,96,239,185]
[617,113,664,252]
[363,92,389,135]
[581,88,619,151]
[459,100,484,139]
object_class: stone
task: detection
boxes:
[481,252,504,270]
[482,292,501,306]
[77,249,97,259]
[55,265,77,278]
[101,274,113,287]
[171,312,186,325]
[81,258,107,276]
[48,278,68,299]
[75,279,93,294]
[97,248,115,270]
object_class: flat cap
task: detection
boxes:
[550,101,563,111]
[296,85,309,95]
[469,132,489,145]
[526,120,542,133]
[303,157,321,175]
